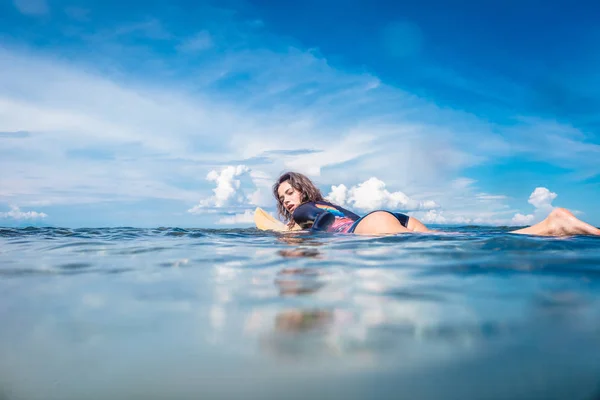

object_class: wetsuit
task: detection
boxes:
[292,201,410,234]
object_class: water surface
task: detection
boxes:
[1,227,600,400]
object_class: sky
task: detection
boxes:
[1,0,600,228]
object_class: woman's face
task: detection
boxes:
[277,180,303,213]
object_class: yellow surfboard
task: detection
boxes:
[254,207,301,232]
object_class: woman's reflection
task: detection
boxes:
[275,309,333,334]
[275,267,326,296]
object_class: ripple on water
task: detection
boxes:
[1,227,600,399]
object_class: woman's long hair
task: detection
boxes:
[273,172,324,227]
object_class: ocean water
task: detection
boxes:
[1,226,600,400]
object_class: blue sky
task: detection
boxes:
[1,0,599,228]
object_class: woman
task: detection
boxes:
[273,171,600,237]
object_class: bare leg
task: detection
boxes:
[510,208,600,237]
[407,216,434,233]
[353,211,412,235]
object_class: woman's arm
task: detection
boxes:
[292,202,336,231]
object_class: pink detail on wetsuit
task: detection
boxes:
[313,204,357,233]
[329,218,355,233]
[293,201,361,233]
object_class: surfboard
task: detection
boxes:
[254,207,301,232]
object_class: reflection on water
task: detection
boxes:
[275,267,326,296]
[275,309,333,333]
[1,227,600,399]
[277,248,322,258]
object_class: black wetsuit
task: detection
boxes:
[292,200,410,233]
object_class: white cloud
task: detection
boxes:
[0,44,520,221]
[325,177,438,212]
[420,210,471,225]
[527,187,557,210]
[207,165,250,207]
[0,206,47,220]
[511,213,535,226]
[185,165,276,218]
[510,187,557,225]
[0,12,597,227]
[216,210,255,225]
[188,165,252,213]
[13,0,48,16]
[326,184,349,206]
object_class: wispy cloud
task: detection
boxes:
[217,210,254,225]
[409,177,518,226]
[412,185,561,227]
[1,7,598,226]
[261,149,321,156]
[177,31,213,52]
[506,118,600,179]
[419,207,516,226]
[103,18,172,40]
[476,193,508,201]
[13,0,48,16]
[1,40,483,219]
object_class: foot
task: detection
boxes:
[545,208,600,237]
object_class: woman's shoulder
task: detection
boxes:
[294,201,319,214]
[297,200,337,211]
[295,200,353,214]
[314,200,336,207]
[315,200,360,219]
